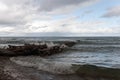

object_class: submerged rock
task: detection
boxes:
[72,64,120,80]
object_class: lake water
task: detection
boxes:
[0,37,120,68]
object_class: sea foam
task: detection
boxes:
[10,56,75,74]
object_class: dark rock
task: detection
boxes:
[72,64,120,80]
[63,41,76,47]
[0,43,66,57]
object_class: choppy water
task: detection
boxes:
[1,37,120,68]
[47,51,120,68]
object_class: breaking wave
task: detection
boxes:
[10,56,75,74]
[10,56,120,79]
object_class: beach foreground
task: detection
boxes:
[0,56,120,80]
[0,56,91,80]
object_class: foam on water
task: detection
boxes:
[10,56,75,74]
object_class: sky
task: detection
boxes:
[0,0,120,36]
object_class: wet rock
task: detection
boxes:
[76,40,81,42]
[0,40,76,57]
[72,64,120,80]
[0,49,16,56]
[63,41,76,47]
[0,43,66,57]
[60,44,68,49]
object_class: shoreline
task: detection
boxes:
[0,40,119,80]
[0,56,120,80]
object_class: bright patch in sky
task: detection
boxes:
[0,0,120,36]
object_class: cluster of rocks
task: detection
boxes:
[0,41,76,57]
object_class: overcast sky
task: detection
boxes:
[0,0,120,36]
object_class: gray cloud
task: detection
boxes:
[24,32,77,37]
[103,6,120,17]
[35,0,89,11]
[0,0,31,26]
[0,0,99,26]
[0,0,101,36]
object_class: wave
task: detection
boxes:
[77,40,120,45]
[70,44,120,52]
[10,56,75,74]
[10,56,120,79]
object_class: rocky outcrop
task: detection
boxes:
[0,41,76,57]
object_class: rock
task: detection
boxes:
[60,44,68,49]
[0,49,21,56]
[0,43,66,57]
[63,41,76,47]
[72,64,120,80]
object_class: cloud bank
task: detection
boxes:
[0,0,119,36]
